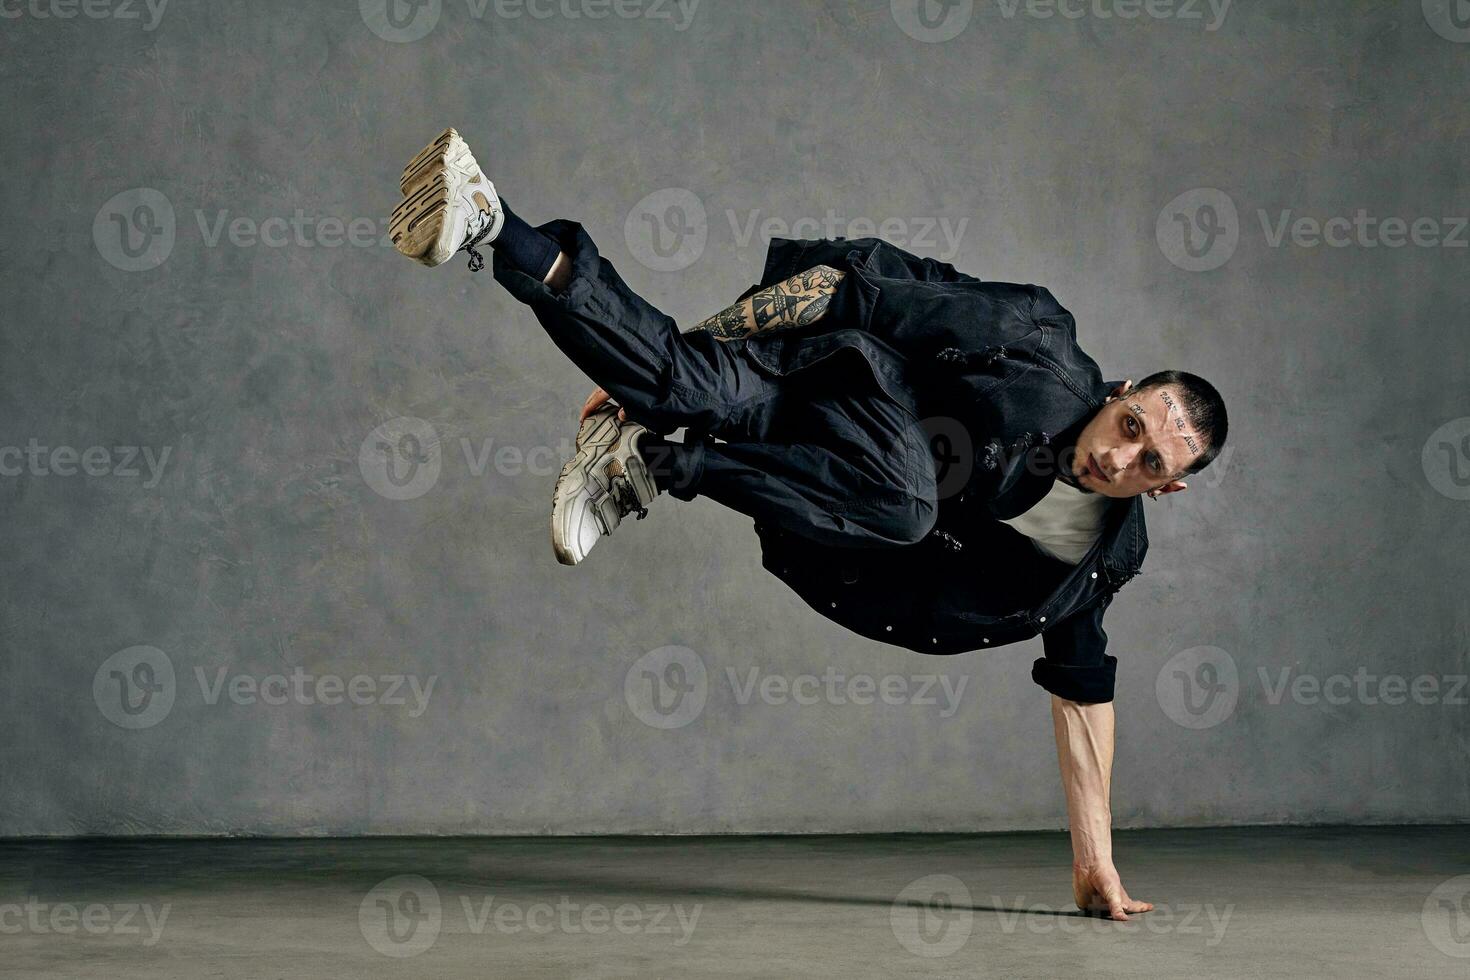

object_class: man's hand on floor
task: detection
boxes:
[1072,861,1154,921]
[581,387,627,423]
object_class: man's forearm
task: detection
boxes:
[1050,694,1115,866]
[691,265,845,339]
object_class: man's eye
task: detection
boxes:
[1149,453,1163,473]
[1125,417,1138,435]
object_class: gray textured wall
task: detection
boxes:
[1,0,1466,836]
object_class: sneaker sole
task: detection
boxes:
[550,411,622,566]
[389,127,483,267]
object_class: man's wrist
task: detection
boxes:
[1069,822,1113,867]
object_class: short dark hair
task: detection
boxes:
[1133,370,1228,475]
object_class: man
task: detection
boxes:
[389,128,1229,921]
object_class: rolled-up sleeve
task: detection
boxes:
[1032,598,1118,703]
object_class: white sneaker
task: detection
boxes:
[390,127,505,270]
[551,406,662,566]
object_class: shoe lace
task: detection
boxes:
[459,208,496,272]
[608,475,649,521]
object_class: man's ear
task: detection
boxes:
[1147,479,1189,499]
[1106,378,1135,402]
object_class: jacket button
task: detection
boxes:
[830,602,837,608]
[983,637,990,644]
[1091,571,1098,579]
[931,637,938,644]
[885,625,893,632]
[1038,616,1047,624]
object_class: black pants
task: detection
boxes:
[490,219,939,550]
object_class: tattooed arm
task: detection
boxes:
[689,265,846,340]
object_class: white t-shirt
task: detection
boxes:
[998,478,1109,565]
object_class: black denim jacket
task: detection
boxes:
[738,235,1149,703]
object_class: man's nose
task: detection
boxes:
[1102,445,1139,476]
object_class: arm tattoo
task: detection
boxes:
[691,265,845,340]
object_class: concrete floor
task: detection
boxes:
[0,827,1465,978]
